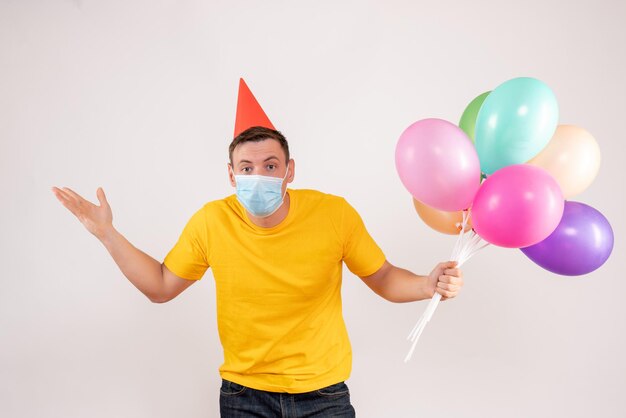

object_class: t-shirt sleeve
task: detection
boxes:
[163,207,210,280]
[340,198,386,277]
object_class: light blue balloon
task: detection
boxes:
[475,77,559,175]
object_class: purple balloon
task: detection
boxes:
[521,201,614,276]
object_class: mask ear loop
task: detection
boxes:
[279,165,290,198]
[264,166,289,218]
[256,166,291,219]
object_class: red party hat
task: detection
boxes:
[233,78,275,138]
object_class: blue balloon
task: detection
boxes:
[475,77,559,175]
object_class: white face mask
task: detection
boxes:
[234,167,289,218]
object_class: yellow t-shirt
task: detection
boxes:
[163,188,386,393]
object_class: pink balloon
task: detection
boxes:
[395,118,481,211]
[471,164,564,248]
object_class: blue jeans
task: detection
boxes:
[219,379,356,417]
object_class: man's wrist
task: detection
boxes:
[418,274,436,300]
[98,225,118,248]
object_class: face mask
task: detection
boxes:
[234,167,290,218]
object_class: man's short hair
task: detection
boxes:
[229,126,290,166]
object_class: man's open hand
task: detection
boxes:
[51,186,113,240]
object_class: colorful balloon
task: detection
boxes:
[521,201,613,275]
[413,198,472,235]
[395,118,482,212]
[471,164,564,248]
[475,77,559,174]
[527,125,601,199]
[459,91,490,143]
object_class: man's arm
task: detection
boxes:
[100,227,196,303]
[52,186,195,303]
[359,260,463,303]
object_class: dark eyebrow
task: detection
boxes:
[237,156,280,166]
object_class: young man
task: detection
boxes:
[51,79,463,417]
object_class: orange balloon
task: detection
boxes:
[413,198,472,235]
[527,125,601,199]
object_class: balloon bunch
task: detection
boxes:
[395,77,614,362]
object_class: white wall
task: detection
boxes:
[1,0,624,417]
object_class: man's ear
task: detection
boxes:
[227,163,236,187]
[287,159,295,183]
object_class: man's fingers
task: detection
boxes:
[437,281,460,292]
[444,268,462,277]
[54,187,94,216]
[54,188,78,206]
[435,287,456,298]
[53,188,81,217]
[438,261,458,270]
[61,187,85,202]
[437,261,456,270]
[53,187,76,206]
[63,187,96,210]
[96,187,109,207]
[438,274,463,285]
[53,188,72,205]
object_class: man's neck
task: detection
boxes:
[247,191,291,228]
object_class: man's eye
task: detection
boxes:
[242,167,252,173]
[267,165,276,170]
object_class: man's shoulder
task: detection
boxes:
[291,188,349,210]
[204,194,236,207]
[191,194,240,219]
[292,188,345,202]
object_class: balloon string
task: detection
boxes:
[458,232,479,263]
[459,232,486,265]
[464,241,490,261]
[450,214,465,260]
[404,209,489,362]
